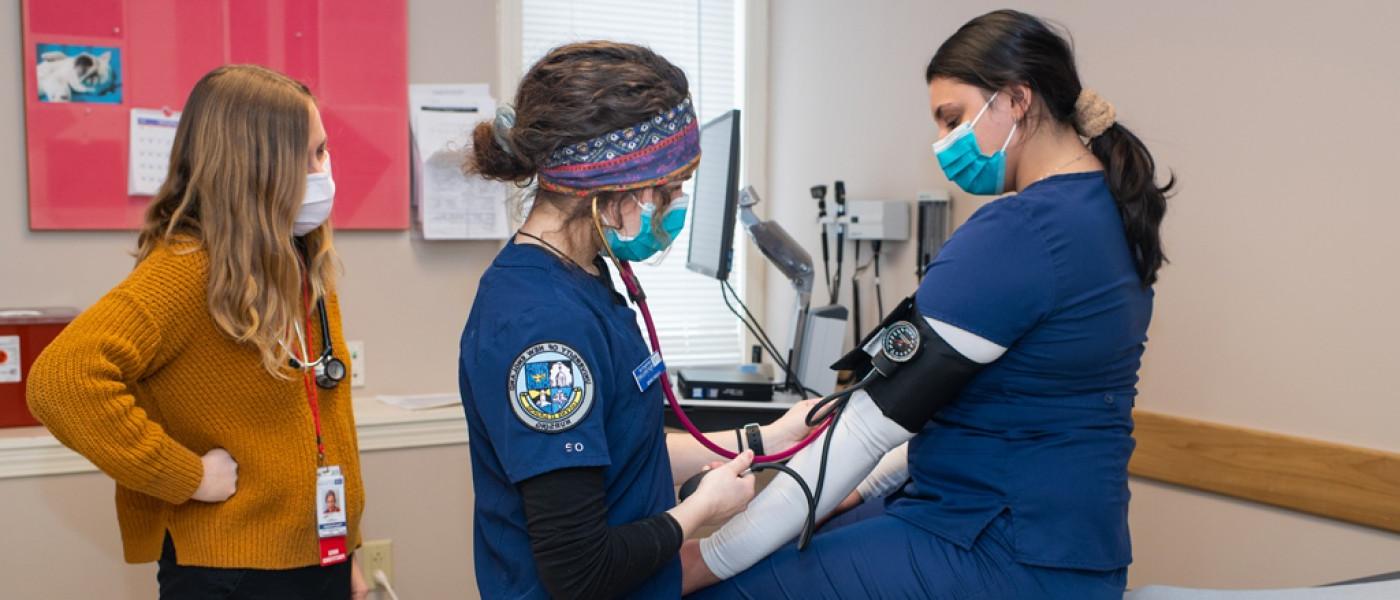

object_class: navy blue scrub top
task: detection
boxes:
[459,239,679,599]
[890,171,1152,571]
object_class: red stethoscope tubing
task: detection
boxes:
[618,261,829,462]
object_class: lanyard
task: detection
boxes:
[292,274,328,468]
[302,344,326,467]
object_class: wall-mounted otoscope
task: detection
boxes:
[811,185,831,294]
[830,181,847,305]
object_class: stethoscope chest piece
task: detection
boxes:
[283,297,345,391]
[316,356,346,390]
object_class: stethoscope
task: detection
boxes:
[511,200,873,552]
[282,290,346,390]
[583,197,833,462]
[605,237,873,551]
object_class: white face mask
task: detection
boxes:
[294,153,335,236]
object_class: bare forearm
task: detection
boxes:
[666,431,741,481]
[681,538,721,595]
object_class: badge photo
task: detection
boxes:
[315,466,348,536]
[509,342,595,433]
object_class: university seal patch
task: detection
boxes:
[509,342,594,433]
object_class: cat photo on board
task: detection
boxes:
[35,43,122,104]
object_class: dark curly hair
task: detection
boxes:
[468,41,691,229]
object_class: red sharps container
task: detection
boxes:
[0,307,78,428]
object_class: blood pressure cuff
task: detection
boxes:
[831,295,983,433]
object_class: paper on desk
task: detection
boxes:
[410,84,509,240]
[377,393,461,411]
[128,108,180,196]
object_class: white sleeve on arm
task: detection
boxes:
[698,389,912,579]
[698,316,1005,580]
[926,316,1006,363]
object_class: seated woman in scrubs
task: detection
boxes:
[458,41,817,600]
[684,10,1173,599]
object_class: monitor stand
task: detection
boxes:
[675,186,849,400]
[738,186,849,397]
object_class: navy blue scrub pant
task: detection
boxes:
[688,504,1127,599]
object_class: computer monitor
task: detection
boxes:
[686,109,741,281]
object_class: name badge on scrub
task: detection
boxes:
[316,465,349,566]
[632,351,665,392]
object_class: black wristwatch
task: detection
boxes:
[743,422,764,456]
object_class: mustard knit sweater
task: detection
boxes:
[26,244,363,569]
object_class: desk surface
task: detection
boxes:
[668,394,798,432]
[676,398,799,411]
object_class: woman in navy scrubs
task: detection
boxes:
[458,42,815,600]
[686,10,1172,598]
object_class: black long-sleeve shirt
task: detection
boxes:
[518,467,684,600]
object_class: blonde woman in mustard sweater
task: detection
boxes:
[28,65,369,599]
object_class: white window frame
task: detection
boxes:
[496,0,773,366]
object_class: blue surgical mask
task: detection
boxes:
[604,193,689,262]
[931,92,1017,196]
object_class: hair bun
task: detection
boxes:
[468,117,536,182]
[1074,88,1116,139]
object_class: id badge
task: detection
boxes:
[316,465,349,566]
[632,351,665,392]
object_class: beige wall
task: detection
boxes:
[763,0,1400,590]
[8,0,1400,594]
[0,0,492,596]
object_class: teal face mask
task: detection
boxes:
[604,194,689,262]
[931,92,1017,196]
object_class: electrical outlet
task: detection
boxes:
[360,538,392,590]
[347,340,365,388]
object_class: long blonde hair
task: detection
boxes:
[137,65,339,377]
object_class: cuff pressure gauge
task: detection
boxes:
[872,320,921,377]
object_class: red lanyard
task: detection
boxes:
[297,274,327,467]
[301,344,326,467]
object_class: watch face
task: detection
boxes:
[882,321,920,363]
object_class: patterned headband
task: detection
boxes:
[538,99,701,197]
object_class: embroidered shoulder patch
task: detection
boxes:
[508,342,595,433]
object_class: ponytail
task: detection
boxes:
[1089,122,1173,285]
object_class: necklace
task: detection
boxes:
[1033,147,1093,186]
[516,230,595,274]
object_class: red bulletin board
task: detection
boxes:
[21,0,410,230]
